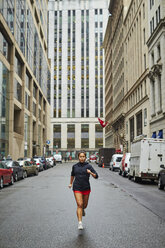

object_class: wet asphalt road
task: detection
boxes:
[0,162,165,248]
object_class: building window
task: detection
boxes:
[158,75,162,112]
[81,124,89,148]
[143,3,145,19]
[130,117,134,142]
[157,44,161,60]
[67,124,75,148]
[152,17,154,31]
[0,62,9,156]
[144,108,147,127]
[143,28,145,44]
[15,55,22,78]
[14,79,22,103]
[158,6,160,23]
[25,73,31,90]
[151,52,154,66]
[53,125,61,149]
[33,102,36,116]
[144,53,146,70]
[0,31,9,61]
[95,124,103,148]
[25,92,30,110]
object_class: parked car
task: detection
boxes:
[18,160,38,177]
[158,164,165,190]
[46,158,54,167]
[119,153,131,177]
[110,154,123,171]
[33,158,44,171]
[40,157,49,169]
[4,161,25,181]
[0,162,14,189]
[54,154,62,163]
[89,155,97,163]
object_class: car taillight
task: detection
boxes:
[125,163,127,167]
[36,163,40,165]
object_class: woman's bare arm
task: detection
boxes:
[68,176,74,188]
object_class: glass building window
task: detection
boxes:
[0,61,9,156]
[25,92,30,110]
[15,55,22,78]
[130,117,134,142]
[0,32,9,61]
[14,79,22,102]
[67,124,75,148]
[33,102,36,116]
[53,125,61,149]
[33,84,37,99]
[136,112,142,136]
[81,124,89,148]
[15,0,26,55]
[95,124,103,148]
[0,0,14,35]
[25,73,31,90]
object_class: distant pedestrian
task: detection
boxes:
[68,151,98,230]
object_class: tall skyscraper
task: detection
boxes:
[48,0,109,158]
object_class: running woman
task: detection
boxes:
[68,151,98,230]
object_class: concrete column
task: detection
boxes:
[61,123,67,149]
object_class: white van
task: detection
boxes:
[54,154,62,163]
[109,154,123,171]
[129,138,165,182]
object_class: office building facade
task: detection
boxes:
[104,0,150,152]
[147,0,165,139]
[48,0,109,158]
[0,0,51,160]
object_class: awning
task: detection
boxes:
[157,130,163,139]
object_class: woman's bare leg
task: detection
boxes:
[83,194,90,209]
[74,192,83,222]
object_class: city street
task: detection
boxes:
[0,162,165,248]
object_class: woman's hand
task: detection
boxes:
[87,169,91,174]
[68,184,72,188]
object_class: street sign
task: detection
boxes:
[46,140,50,145]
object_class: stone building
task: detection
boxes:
[0,0,51,160]
[48,0,109,158]
[104,0,126,152]
[104,0,151,152]
[147,0,165,139]
[124,0,150,151]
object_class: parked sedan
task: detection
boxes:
[18,160,38,177]
[158,164,165,190]
[0,162,14,189]
[33,158,44,172]
[4,161,25,182]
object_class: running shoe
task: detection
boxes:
[82,209,86,217]
[78,222,83,230]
